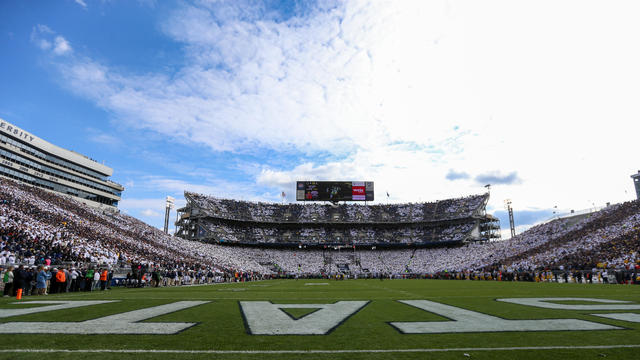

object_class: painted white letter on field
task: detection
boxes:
[240,301,368,335]
[390,300,620,333]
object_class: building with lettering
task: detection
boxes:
[0,118,123,209]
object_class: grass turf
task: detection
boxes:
[0,279,639,360]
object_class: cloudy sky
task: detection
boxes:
[1,0,639,235]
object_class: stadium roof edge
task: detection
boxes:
[183,190,489,206]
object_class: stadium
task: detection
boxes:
[2,1,640,359]
[1,170,640,359]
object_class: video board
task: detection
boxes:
[296,181,374,202]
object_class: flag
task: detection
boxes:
[281,191,286,198]
[386,191,389,197]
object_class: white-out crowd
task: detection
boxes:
[186,191,486,245]
[186,192,488,224]
[1,177,639,289]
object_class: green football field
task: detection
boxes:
[1,279,639,360]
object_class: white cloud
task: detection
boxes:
[119,198,165,210]
[90,133,119,145]
[30,25,53,50]
[57,1,467,154]
[35,39,52,51]
[34,24,53,34]
[141,209,162,217]
[86,128,121,146]
[53,36,72,55]
[74,0,87,9]
[31,25,72,56]
[44,0,640,226]
[141,176,269,202]
[119,197,186,219]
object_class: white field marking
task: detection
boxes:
[0,301,117,318]
[304,283,329,286]
[498,298,640,310]
[218,288,247,291]
[0,301,209,334]
[1,345,640,354]
[240,301,368,335]
[591,313,640,323]
[390,300,620,334]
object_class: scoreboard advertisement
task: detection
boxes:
[296,181,374,202]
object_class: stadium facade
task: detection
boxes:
[176,192,500,247]
[0,118,123,209]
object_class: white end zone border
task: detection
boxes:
[0,300,210,334]
[1,344,640,354]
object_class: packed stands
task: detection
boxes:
[177,192,488,245]
[0,177,269,275]
[185,192,488,224]
[1,176,638,289]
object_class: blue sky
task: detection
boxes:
[1,0,639,235]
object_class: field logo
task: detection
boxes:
[498,297,640,325]
[497,297,640,310]
[390,300,621,334]
[0,300,209,334]
[1,298,636,335]
[592,313,640,323]
[0,300,116,319]
[240,301,369,335]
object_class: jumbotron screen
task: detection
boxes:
[296,181,374,202]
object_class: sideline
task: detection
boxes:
[1,344,639,354]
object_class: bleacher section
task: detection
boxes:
[2,176,638,278]
[176,192,489,246]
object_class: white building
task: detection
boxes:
[0,118,123,209]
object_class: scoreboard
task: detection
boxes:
[296,181,374,202]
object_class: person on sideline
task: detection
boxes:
[100,268,108,290]
[36,265,50,295]
[93,269,100,291]
[2,266,14,297]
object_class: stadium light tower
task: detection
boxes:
[164,196,175,234]
[631,171,640,199]
[504,199,516,239]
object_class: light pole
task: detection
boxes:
[504,199,515,239]
[164,196,175,234]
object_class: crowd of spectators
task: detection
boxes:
[184,191,486,245]
[188,199,639,277]
[0,177,271,277]
[499,200,640,270]
[2,264,113,297]
[200,221,476,245]
[186,192,488,224]
[1,176,638,289]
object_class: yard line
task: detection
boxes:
[1,345,640,354]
